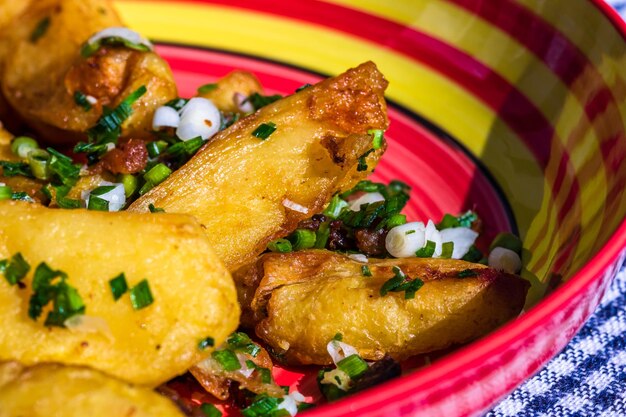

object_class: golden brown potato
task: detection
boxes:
[198,70,264,114]
[234,250,529,365]
[0,0,177,144]
[0,362,185,417]
[130,62,388,271]
[0,201,239,386]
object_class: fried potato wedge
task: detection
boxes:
[130,62,389,270]
[0,201,239,386]
[0,362,185,417]
[234,250,529,365]
[198,70,264,114]
[0,0,177,144]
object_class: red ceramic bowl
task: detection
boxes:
[115,0,626,415]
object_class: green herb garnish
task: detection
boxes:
[109,273,128,301]
[267,238,292,253]
[211,349,241,372]
[198,336,215,350]
[197,83,218,94]
[457,269,478,278]
[368,129,385,150]
[0,253,30,286]
[361,265,372,277]
[28,262,85,327]
[80,36,151,58]
[252,122,277,140]
[440,241,454,259]
[245,93,282,110]
[30,17,50,43]
[148,204,165,213]
[415,240,436,258]
[380,266,424,299]
[129,279,154,310]
[74,91,92,111]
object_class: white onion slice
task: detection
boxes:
[424,220,443,257]
[86,27,153,50]
[282,198,309,214]
[327,340,359,365]
[176,97,221,141]
[348,192,385,212]
[439,227,479,259]
[84,181,126,212]
[234,92,255,113]
[348,253,368,263]
[64,315,113,341]
[488,247,522,273]
[385,222,426,258]
[276,391,307,417]
[152,106,180,130]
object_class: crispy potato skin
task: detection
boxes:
[0,0,177,144]
[0,202,239,386]
[198,70,264,114]
[130,62,388,271]
[0,362,185,417]
[234,250,529,365]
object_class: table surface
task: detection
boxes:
[485,4,626,415]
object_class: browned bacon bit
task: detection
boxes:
[297,214,327,231]
[355,228,387,256]
[101,138,148,174]
[328,220,351,251]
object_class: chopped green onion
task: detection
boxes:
[440,242,454,259]
[245,93,282,111]
[143,163,172,186]
[164,98,189,111]
[0,253,30,286]
[288,229,316,251]
[380,266,423,299]
[11,192,34,202]
[109,273,128,301]
[148,204,165,213]
[0,185,12,200]
[405,230,415,235]
[10,136,39,159]
[267,238,292,253]
[129,279,154,310]
[47,148,80,186]
[361,265,372,277]
[245,360,273,384]
[356,149,375,172]
[437,210,479,230]
[91,185,116,196]
[314,222,330,249]
[437,213,459,230]
[28,262,85,327]
[0,161,32,178]
[81,36,151,58]
[241,394,281,417]
[337,354,368,379]
[87,195,109,211]
[368,129,385,150]
[252,122,277,140]
[384,213,407,229]
[30,17,50,43]
[199,403,222,417]
[146,140,168,158]
[333,333,343,341]
[198,336,215,350]
[51,184,81,209]
[323,195,348,219]
[74,91,92,111]
[27,149,51,180]
[415,240,436,258]
[457,269,478,278]
[489,232,523,254]
[197,83,218,94]
[87,85,147,145]
[211,349,241,372]
[461,245,483,263]
[227,332,261,357]
[118,174,138,198]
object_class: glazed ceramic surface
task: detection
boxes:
[113,0,626,415]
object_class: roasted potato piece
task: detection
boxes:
[235,250,529,365]
[0,0,177,144]
[198,70,264,114]
[0,362,185,417]
[0,201,239,386]
[130,62,388,270]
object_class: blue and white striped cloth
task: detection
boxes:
[486,265,626,416]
